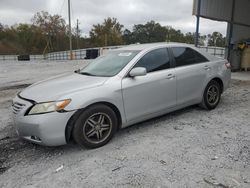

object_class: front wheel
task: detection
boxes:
[200,80,221,110]
[73,104,118,148]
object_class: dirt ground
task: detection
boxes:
[0,60,250,188]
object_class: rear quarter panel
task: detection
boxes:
[193,47,231,93]
[204,59,231,93]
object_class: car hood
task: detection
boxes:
[20,73,109,102]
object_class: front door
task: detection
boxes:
[122,48,176,122]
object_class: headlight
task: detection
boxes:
[27,99,71,115]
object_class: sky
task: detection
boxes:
[0,0,228,37]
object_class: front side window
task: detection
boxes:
[80,50,140,77]
[134,48,170,73]
[172,47,208,67]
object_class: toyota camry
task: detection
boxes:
[12,43,231,148]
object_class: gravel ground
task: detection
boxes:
[0,60,250,188]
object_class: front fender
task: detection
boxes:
[62,83,126,125]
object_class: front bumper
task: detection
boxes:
[12,95,76,146]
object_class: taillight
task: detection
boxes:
[225,61,231,69]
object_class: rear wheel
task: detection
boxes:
[200,80,221,110]
[73,104,118,148]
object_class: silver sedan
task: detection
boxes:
[12,43,231,148]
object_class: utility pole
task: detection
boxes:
[195,0,201,47]
[68,0,73,60]
[76,19,79,49]
[104,33,108,46]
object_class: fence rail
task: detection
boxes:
[198,46,225,58]
[44,46,123,60]
[0,45,226,61]
[44,49,87,60]
[0,55,44,61]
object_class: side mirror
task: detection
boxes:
[129,67,147,77]
[74,69,80,73]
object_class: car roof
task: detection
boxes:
[115,42,194,51]
[113,42,220,61]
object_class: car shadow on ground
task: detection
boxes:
[0,104,203,175]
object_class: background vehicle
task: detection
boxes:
[12,43,231,148]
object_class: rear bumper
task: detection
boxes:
[12,95,76,146]
[222,69,231,92]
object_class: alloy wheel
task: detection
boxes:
[83,113,112,144]
[207,85,219,105]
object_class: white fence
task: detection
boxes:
[44,46,123,60]
[0,55,44,61]
[0,45,226,61]
[44,49,87,60]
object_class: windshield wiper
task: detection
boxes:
[79,72,97,76]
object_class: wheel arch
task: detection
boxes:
[200,77,224,105]
[65,101,122,143]
[211,77,224,94]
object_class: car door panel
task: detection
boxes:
[171,47,210,105]
[122,69,176,122]
[175,63,209,105]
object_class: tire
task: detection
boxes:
[200,80,221,110]
[72,104,118,148]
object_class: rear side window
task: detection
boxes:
[134,48,170,73]
[172,47,208,67]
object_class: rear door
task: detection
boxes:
[122,48,176,122]
[170,47,210,105]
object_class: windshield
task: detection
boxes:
[79,50,140,77]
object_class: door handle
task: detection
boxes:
[166,74,175,79]
[204,65,211,70]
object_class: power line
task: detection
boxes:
[59,0,66,16]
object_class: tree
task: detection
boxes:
[0,23,4,41]
[123,29,134,45]
[125,21,168,44]
[0,24,47,54]
[123,22,205,45]
[183,32,206,46]
[207,32,226,47]
[16,24,32,53]
[199,34,207,46]
[0,12,228,55]
[32,11,66,35]
[166,26,185,43]
[89,17,124,46]
[184,32,195,44]
[32,11,68,52]
[0,23,3,32]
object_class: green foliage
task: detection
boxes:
[184,32,195,44]
[32,11,68,52]
[132,21,168,43]
[0,13,226,55]
[89,17,124,46]
[123,22,172,44]
[32,11,66,35]
[207,32,226,47]
[15,24,46,54]
[122,21,207,45]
